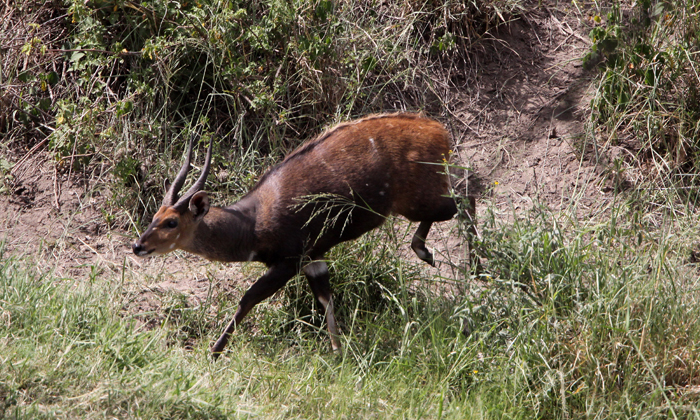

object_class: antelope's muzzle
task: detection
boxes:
[131,242,154,257]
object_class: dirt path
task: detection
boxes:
[0,4,608,319]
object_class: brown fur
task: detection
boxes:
[133,113,476,357]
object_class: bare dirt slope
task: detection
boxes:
[0,5,607,322]
[456,7,606,215]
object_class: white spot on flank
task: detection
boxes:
[266,174,281,202]
[384,182,389,188]
[379,191,385,196]
[369,137,377,152]
[248,251,257,261]
[321,158,335,173]
[176,233,181,240]
[169,243,175,250]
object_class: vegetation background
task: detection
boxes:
[2,0,700,418]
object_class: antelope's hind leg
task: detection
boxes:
[410,196,458,267]
[303,261,341,351]
[411,221,436,266]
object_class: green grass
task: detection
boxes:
[587,0,700,198]
[3,199,700,418]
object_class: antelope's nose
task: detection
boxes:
[132,242,144,255]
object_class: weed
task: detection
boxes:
[588,0,700,201]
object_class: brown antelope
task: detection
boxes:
[132,113,476,358]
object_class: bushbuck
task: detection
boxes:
[132,113,476,358]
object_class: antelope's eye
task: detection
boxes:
[166,219,178,229]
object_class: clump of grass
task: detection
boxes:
[0,243,478,418]
[461,200,700,417]
[0,2,64,146]
[587,0,700,200]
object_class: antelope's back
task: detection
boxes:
[276,113,451,213]
[249,114,452,252]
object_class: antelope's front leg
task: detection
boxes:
[212,261,298,359]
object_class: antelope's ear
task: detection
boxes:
[189,191,210,221]
[164,178,171,193]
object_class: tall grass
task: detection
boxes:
[3,194,700,418]
[587,0,700,202]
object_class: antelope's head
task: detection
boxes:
[132,139,213,257]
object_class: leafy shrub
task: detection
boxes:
[587,0,700,193]
[2,0,521,225]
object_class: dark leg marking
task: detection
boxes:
[411,221,435,266]
[212,261,298,359]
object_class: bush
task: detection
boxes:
[2,0,521,226]
[587,0,700,194]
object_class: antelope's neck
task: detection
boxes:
[184,205,257,263]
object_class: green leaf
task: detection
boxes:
[38,98,52,111]
[70,51,85,64]
[46,71,60,86]
[0,158,14,173]
[315,0,333,20]
[116,100,134,117]
[600,38,618,53]
[17,71,32,83]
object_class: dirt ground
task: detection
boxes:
[0,5,610,324]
